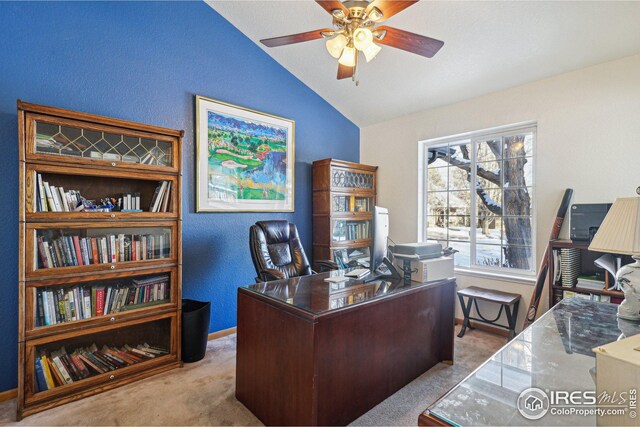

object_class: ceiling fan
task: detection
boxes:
[260,0,444,85]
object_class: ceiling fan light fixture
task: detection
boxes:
[331,8,346,20]
[353,27,373,51]
[338,45,356,67]
[372,29,387,41]
[367,7,383,22]
[326,34,348,59]
[362,42,381,62]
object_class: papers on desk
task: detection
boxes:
[324,275,349,283]
[345,268,370,279]
[356,258,370,268]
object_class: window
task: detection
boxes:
[420,123,535,275]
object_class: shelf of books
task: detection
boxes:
[331,219,371,244]
[547,240,628,308]
[312,159,378,271]
[330,193,374,218]
[25,314,176,405]
[26,267,178,339]
[27,222,177,278]
[26,164,177,221]
[18,101,183,419]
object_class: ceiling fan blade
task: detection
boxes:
[337,63,354,80]
[316,1,349,17]
[260,29,333,47]
[365,1,419,22]
[374,26,444,58]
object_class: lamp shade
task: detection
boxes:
[353,28,373,51]
[326,34,347,59]
[338,45,356,67]
[362,42,382,62]
[589,197,640,255]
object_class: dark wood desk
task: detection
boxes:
[236,272,456,426]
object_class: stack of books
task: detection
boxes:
[120,192,141,212]
[37,232,171,269]
[36,173,84,212]
[576,274,606,291]
[34,343,168,392]
[334,222,370,241]
[334,196,370,213]
[149,181,172,212]
[36,275,170,326]
[559,248,581,287]
[562,290,611,303]
[353,198,369,212]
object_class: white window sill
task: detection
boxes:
[454,267,536,286]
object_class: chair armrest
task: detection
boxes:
[258,268,286,282]
[314,260,339,273]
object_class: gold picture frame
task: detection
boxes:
[195,95,295,212]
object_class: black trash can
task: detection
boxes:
[181,299,211,363]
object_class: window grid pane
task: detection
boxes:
[423,128,535,273]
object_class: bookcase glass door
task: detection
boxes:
[332,219,371,243]
[30,269,175,331]
[333,246,371,269]
[31,118,174,169]
[330,167,375,190]
[33,225,173,272]
[332,194,373,214]
[28,316,174,398]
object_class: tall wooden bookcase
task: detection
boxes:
[17,101,183,419]
[312,159,377,270]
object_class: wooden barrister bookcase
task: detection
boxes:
[312,159,377,270]
[17,101,183,419]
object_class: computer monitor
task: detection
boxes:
[365,206,402,282]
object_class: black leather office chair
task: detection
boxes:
[249,220,337,282]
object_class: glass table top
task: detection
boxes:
[426,298,640,426]
[243,270,451,315]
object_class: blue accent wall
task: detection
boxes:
[0,1,359,392]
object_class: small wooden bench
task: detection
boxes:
[457,286,521,340]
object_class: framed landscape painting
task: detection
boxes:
[195,95,295,212]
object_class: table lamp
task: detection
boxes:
[589,192,640,321]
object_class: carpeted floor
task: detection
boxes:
[0,326,503,426]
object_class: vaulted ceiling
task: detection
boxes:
[208,1,640,127]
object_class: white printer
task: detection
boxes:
[391,241,455,283]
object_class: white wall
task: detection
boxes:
[361,54,640,330]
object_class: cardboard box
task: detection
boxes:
[394,256,454,283]
[593,334,640,426]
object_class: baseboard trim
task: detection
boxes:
[0,388,17,402]
[455,318,510,338]
[208,327,237,341]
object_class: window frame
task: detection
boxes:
[418,121,537,279]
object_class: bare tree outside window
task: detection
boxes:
[424,127,534,273]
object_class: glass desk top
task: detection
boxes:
[426,298,640,426]
[243,270,452,315]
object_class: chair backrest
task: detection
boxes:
[249,220,313,282]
